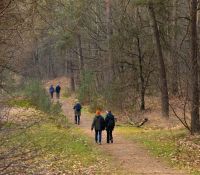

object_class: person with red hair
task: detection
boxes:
[91,110,105,145]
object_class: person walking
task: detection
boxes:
[73,101,82,125]
[49,85,54,99]
[91,110,105,145]
[105,110,115,143]
[55,84,61,99]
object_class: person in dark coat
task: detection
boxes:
[105,110,115,143]
[73,101,82,125]
[91,110,105,145]
[55,84,61,99]
[49,85,54,99]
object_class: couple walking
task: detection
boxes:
[49,84,61,99]
[91,110,115,145]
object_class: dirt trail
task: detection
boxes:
[60,96,187,175]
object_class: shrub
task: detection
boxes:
[19,79,61,115]
[50,101,62,115]
[22,79,51,113]
[78,71,97,104]
[88,95,105,113]
[5,79,67,130]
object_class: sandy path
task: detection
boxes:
[61,97,187,175]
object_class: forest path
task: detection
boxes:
[60,96,187,175]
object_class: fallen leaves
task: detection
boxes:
[172,135,200,172]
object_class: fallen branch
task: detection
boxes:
[137,118,148,127]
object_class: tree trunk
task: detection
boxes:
[77,34,84,73]
[148,3,169,117]
[136,37,145,111]
[190,0,200,134]
[66,50,75,92]
[105,0,113,82]
[0,1,5,10]
[171,0,179,95]
[69,60,75,92]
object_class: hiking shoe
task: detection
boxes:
[111,139,113,143]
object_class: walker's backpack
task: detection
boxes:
[56,85,61,93]
[49,87,54,93]
[107,115,115,127]
[75,103,82,111]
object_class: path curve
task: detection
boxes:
[61,97,187,175]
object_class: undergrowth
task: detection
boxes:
[7,80,62,115]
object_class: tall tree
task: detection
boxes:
[148,2,169,117]
[171,0,179,95]
[105,0,113,82]
[190,0,200,133]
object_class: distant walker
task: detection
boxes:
[73,101,82,125]
[49,85,54,99]
[55,84,61,99]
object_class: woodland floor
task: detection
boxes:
[60,96,188,175]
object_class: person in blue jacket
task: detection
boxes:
[49,85,54,99]
[73,101,82,125]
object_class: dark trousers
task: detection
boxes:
[106,129,113,143]
[75,115,80,125]
[50,92,54,98]
[95,130,102,143]
[56,92,60,99]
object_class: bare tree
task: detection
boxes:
[190,0,200,134]
[148,2,169,117]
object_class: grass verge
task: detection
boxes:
[116,126,200,175]
[1,110,117,174]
